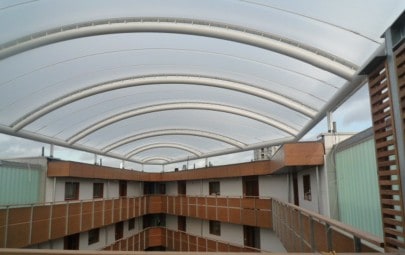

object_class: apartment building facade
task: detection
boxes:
[0,139,386,253]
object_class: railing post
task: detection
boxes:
[309,216,316,252]
[239,196,242,223]
[48,203,53,240]
[354,236,362,252]
[215,195,218,220]
[92,199,95,228]
[326,223,332,252]
[102,199,105,226]
[29,204,34,244]
[4,206,9,248]
[227,196,229,223]
[79,200,83,232]
[119,197,122,221]
[65,201,69,235]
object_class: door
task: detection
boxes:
[64,233,80,250]
[243,176,259,197]
[244,225,260,249]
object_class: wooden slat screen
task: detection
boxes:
[368,40,405,251]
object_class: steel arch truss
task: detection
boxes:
[102,128,248,153]
[0,17,357,79]
[11,74,317,131]
[67,102,299,144]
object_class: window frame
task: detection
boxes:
[178,216,186,231]
[303,174,312,201]
[65,182,79,201]
[209,220,221,236]
[93,182,104,199]
[128,218,135,230]
[88,228,100,245]
[209,181,220,196]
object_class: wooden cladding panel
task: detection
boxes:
[31,219,49,244]
[0,196,272,248]
[47,142,324,181]
[0,226,4,248]
[93,201,103,228]
[112,199,121,223]
[313,220,327,252]
[7,208,30,225]
[67,203,80,234]
[103,200,113,225]
[6,223,29,248]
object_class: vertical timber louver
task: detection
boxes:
[368,39,405,251]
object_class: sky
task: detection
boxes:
[0,84,372,172]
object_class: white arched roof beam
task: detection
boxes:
[141,157,173,164]
[0,18,357,79]
[11,75,317,131]
[67,102,299,144]
[102,128,247,152]
[125,143,202,160]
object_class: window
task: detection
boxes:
[115,222,123,240]
[119,180,127,197]
[88,228,99,245]
[303,174,311,201]
[93,183,104,198]
[64,233,79,250]
[178,216,186,231]
[65,182,79,201]
[128,218,135,230]
[243,176,259,197]
[209,181,220,195]
[178,181,186,195]
[209,220,221,236]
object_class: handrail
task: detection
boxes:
[102,226,263,252]
[272,198,384,249]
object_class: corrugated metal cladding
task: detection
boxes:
[0,161,44,206]
[335,137,383,237]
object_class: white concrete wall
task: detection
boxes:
[185,217,243,246]
[260,228,287,252]
[297,168,319,213]
[49,178,114,202]
[186,217,203,236]
[202,220,243,245]
[79,227,107,250]
[220,177,243,197]
[186,178,242,197]
[123,217,142,238]
[166,181,178,195]
[187,180,203,196]
[166,214,178,230]
[259,175,289,201]
[127,181,142,197]
[107,180,119,198]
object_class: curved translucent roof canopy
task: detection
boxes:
[0,0,403,165]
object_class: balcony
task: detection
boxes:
[0,195,383,253]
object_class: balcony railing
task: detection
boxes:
[102,226,261,252]
[0,195,384,253]
[0,195,272,248]
[272,198,384,253]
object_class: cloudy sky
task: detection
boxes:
[0,84,372,172]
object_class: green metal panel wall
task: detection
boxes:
[0,163,43,206]
[335,138,383,237]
